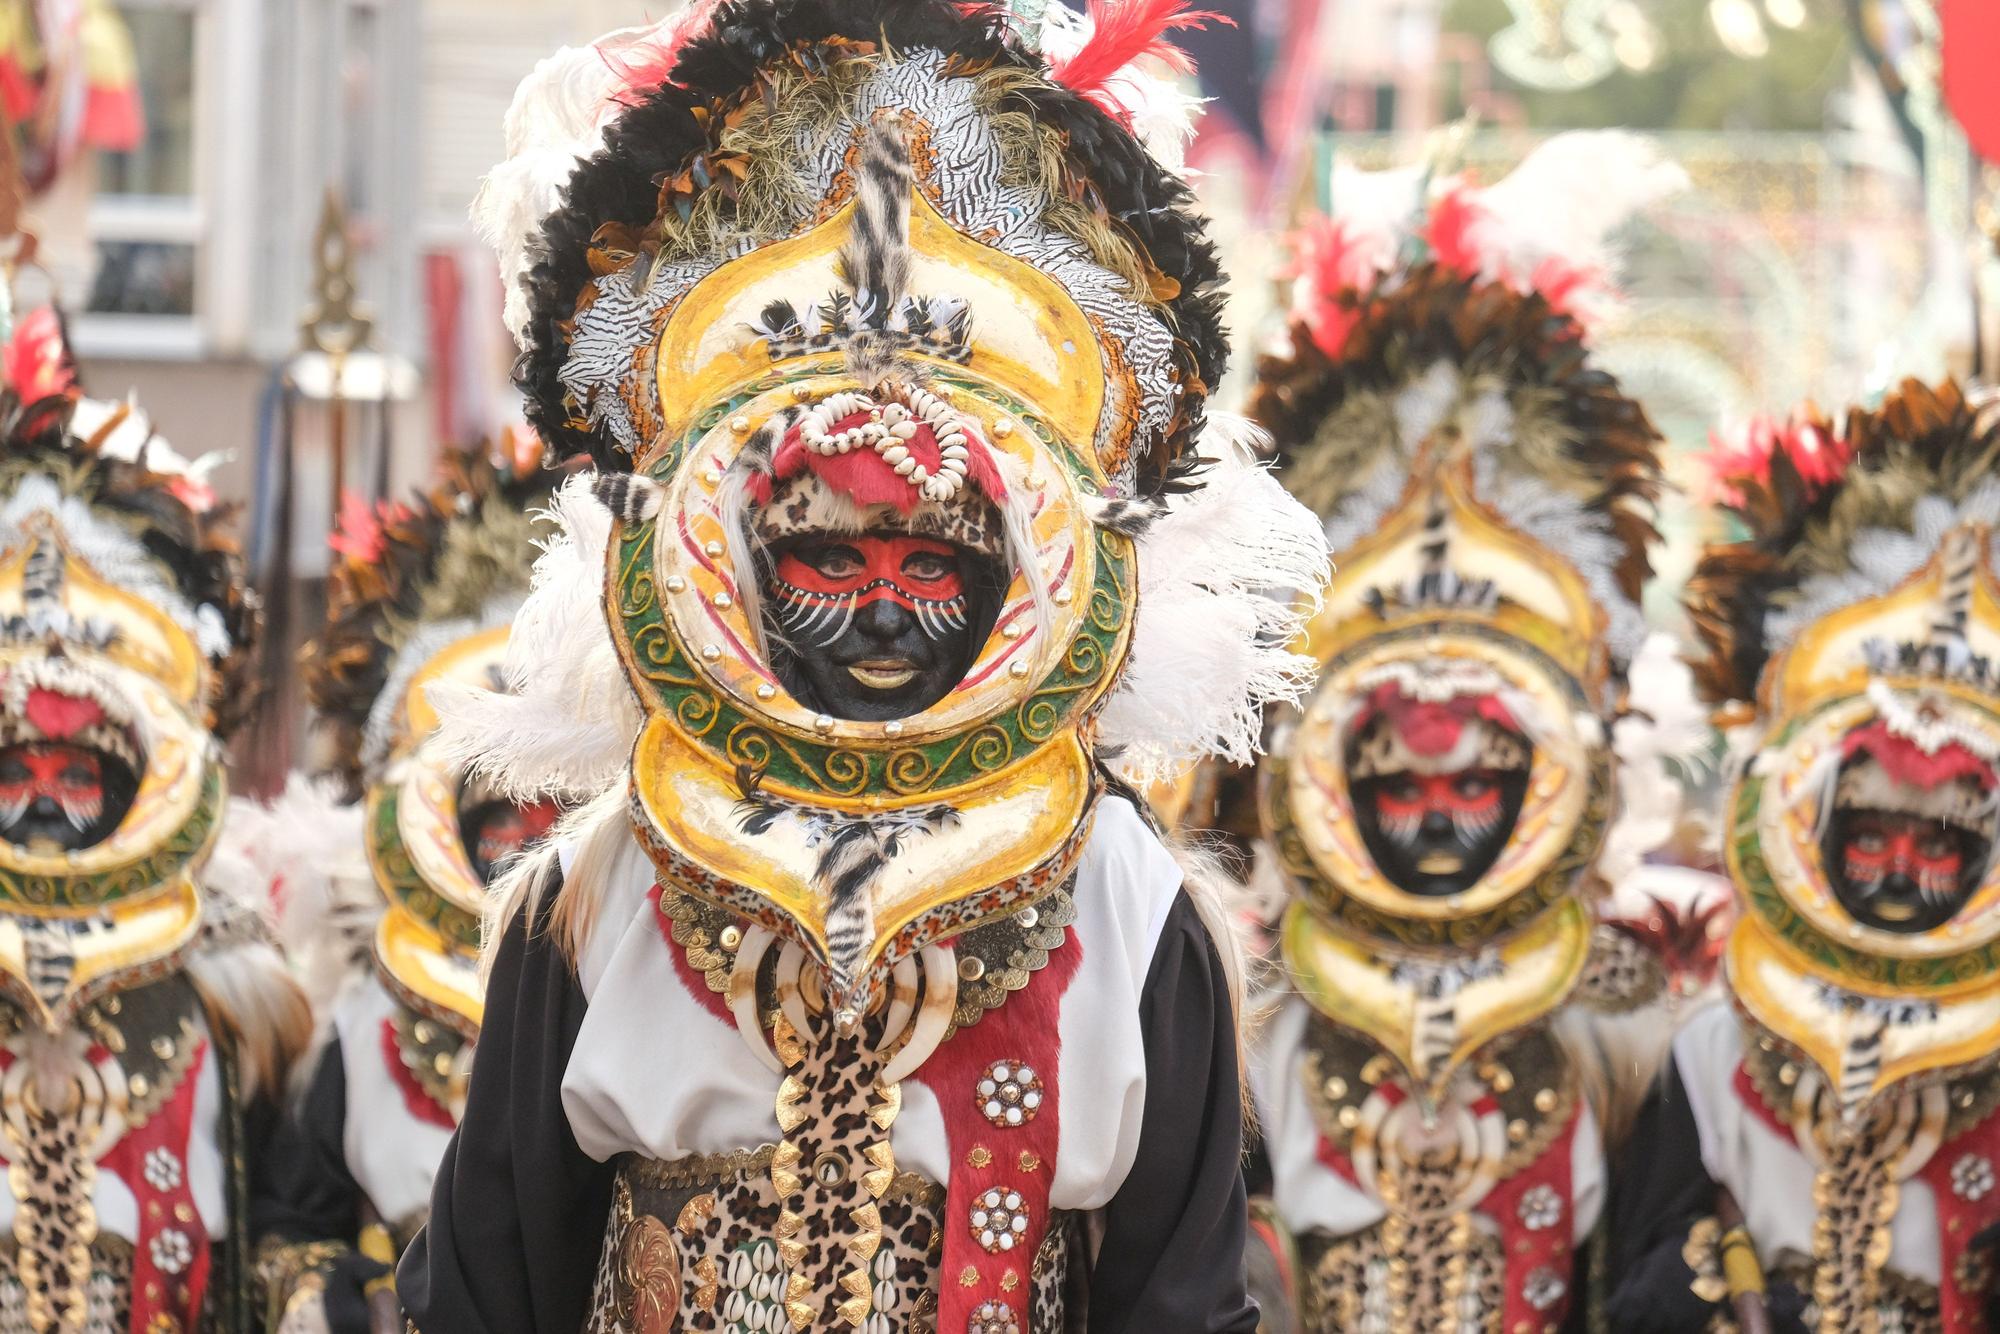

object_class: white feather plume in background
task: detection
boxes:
[1096,414,1330,784]
[427,473,641,803]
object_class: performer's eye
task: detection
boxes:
[59,765,94,788]
[1383,778,1421,803]
[0,758,28,784]
[1918,830,1958,860]
[804,544,865,579]
[1453,773,1494,800]
[1852,826,1888,853]
[901,550,952,583]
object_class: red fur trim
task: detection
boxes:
[914,929,1083,1332]
[1049,0,1232,119]
[1843,721,1997,793]
[23,687,104,741]
[769,410,1008,514]
[1732,1060,1794,1142]
[380,1019,456,1131]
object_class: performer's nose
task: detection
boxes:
[854,598,913,643]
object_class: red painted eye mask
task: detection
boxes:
[1842,814,1965,883]
[0,743,105,828]
[774,535,965,608]
[1373,772,1504,820]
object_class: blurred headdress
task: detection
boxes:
[1691,378,2000,1113]
[300,438,556,1037]
[1249,133,1685,1095]
[0,304,259,1030]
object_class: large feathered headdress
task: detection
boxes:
[1692,378,2000,1112]
[453,0,1326,1039]
[0,304,267,1035]
[0,306,258,736]
[1248,136,1687,1094]
[1251,132,1685,677]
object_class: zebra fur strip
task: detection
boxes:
[842,116,915,332]
[592,473,665,524]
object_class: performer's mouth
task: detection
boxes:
[847,659,918,690]
[1869,898,1917,923]
[1417,851,1464,876]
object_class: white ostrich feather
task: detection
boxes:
[474,12,705,342]
[474,42,629,342]
[427,472,641,802]
[1473,130,1688,326]
[359,591,525,778]
[215,773,376,1021]
[1598,633,1715,888]
[1096,415,1330,783]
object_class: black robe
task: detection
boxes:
[399,880,1259,1333]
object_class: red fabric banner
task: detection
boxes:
[1945,0,2000,164]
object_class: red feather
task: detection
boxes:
[1049,0,1232,115]
[3,306,76,408]
[597,2,723,109]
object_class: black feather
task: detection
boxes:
[513,0,1226,475]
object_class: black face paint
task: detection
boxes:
[762,533,1005,722]
[456,788,562,886]
[0,741,139,854]
[1348,761,1532,898]
[1822,797,1988,935]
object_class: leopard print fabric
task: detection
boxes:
[0,1235,133,1333]
[586,1151,1078,1333]
[1298,1222,1503,1334]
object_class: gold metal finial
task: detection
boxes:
[299,188,374,358]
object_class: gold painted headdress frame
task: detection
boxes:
[0,304,257,1028]
[459,0,1330,1035]
[302,440,554,1035]
[1692,378,2000,1108]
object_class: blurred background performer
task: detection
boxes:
[1241,132,1708,1333]
[1608,378,2000,1333]
[248,439,559,1333]
[394,1,1328,1330]
[0,299,308,1331]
